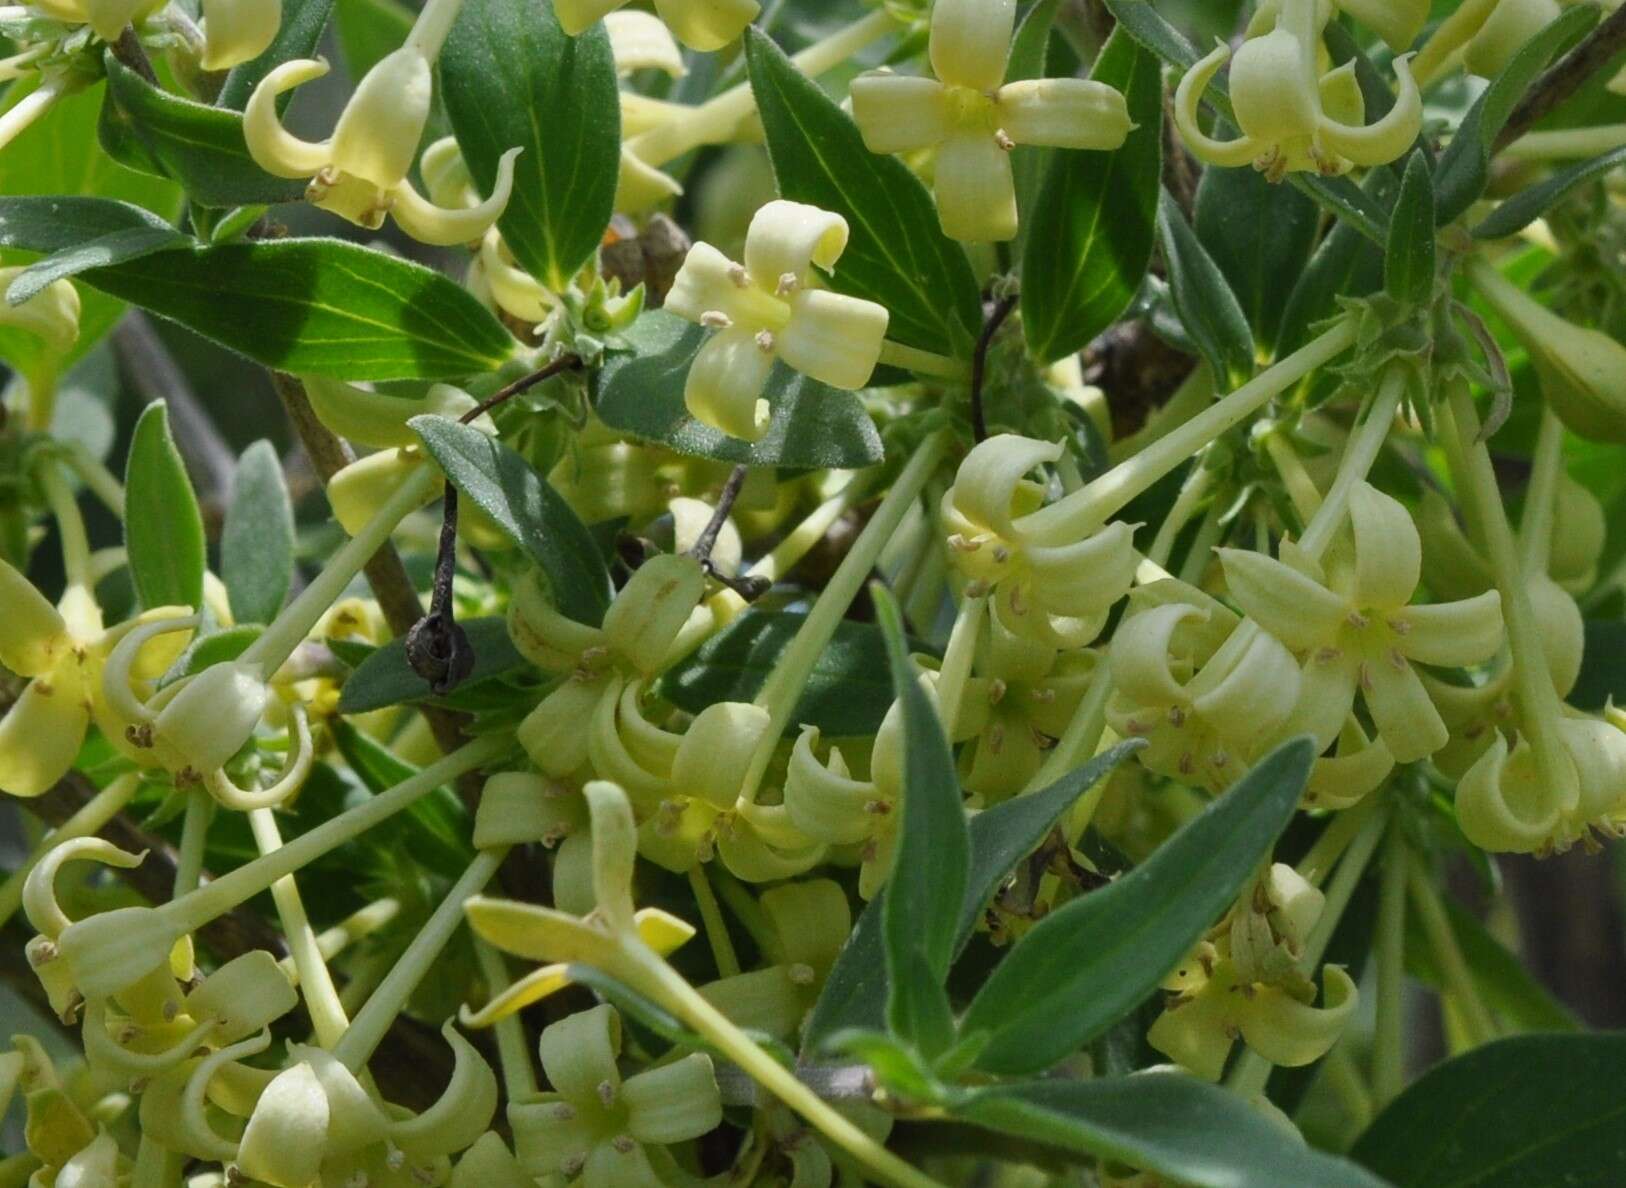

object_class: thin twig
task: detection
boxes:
[1495,4,1626,151]
[688,465,773,602]
[459,355,583,424]
[405,487,474,694]
[970,296,1019,443]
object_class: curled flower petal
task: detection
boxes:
[391,147,522,247]
[81,996,217,1080]
[205,702,314,812]
[784,728,875,845]
[1456,732,1570,853]
[1189,625,1302,749]
[1235,966,1358,1068]
[24,837,146,941]
[744,199,850,291]
[389,1023,499,1160]
[1174,42,1261,168]
[186,951,300,1043]
[181,1031,275,1162]
[539,1002,622,1101]
[1391,590,1504,669]
[584,780,640,931]
[950,434,1064,542]
[1317,53,1422,166]
[519,675,610,778]
[673,701,768,809]
[604,10,686,77]
[1348,482,1421,611]
[243,59,333,178]
[684,327,774,441]
[1218,548,1347,651]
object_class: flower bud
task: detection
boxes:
[152,661,270,776]
[1466,0,1563,78]
[327,450,442,538]
[57,906,184,1000]
[1549,475,1606,593]
[303,376,487,450]
[200,0,283,70]
[0,268,80,355]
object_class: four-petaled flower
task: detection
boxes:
[665,200,889,442]
[1174,0,1421,180]
[850,0,1131,242]
[1218,483,1504,765]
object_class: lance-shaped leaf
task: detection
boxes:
[125,402,206,612]
[1386,151,1436,306]
[1157,188,1255,387]
[222,442,295,626]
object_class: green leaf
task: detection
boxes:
[222,441,295,626]
[164,625,263,684]
[1435,5,1600,226]
[1278,169,1391,353]
[804,743,1141,1053]
[593,311,884,469]
[1404,899,1579,1034]
[959,737,1314,1075]
[1194,161,1320,353]
[337,617,528,714]
[1569,620,1626,711]
[409,416,612,627]
[1386,151,1437,306]
[5,225,190,306]
[1021,27,1163,364]
[874,585,968,1050]
[1156,189,1255,386]
[0,196,179,252]
[101,56,307,208]
[0,216,516,380]
[328,721,474,878]
[744,27,982,355]
[218,0,336,111]
[0,80,180,371]
[441,0,620,291]
[659,611,925,739]
[124,402,206,612]
[953,1072,1389,1188]
[1352,1034,1626,1187]
[335,0,415,79]
[1474,146,1626,239]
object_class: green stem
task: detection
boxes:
[164,736,508,937]
[1519,407,1564,575]
[333,846,507,1072]
[249,808,351,1049]
[1442,384,1573,814]
[241,464,437,675]
[1372,824,1408,1108]
[1176,502,1226,587]
[37,460,92,590]
[1503,123,1626,160]
[172,789,212,898]
[745,432,950,799]
[473,938,538,1101]
[1298,366,1406,560]
[0,775,139,929]
[62,443,125,519]
[1024,318,1358,538]
[1295,794,1381,889]
[1412,0,1497,85]
[934,592,987,737]
[878,340,971,379]
[624,943,950,1188]
[689,864,741,980]
[626,10,897,167]
[1145,463,1213,570]
[1406,851,1498,1046]
[1264,432,1322,527]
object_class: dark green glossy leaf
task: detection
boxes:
[337,617,528,714]
[0,229,516,381]
[1474,146,1626,239]
[1352,1034,1626,1187]
[0,196,180,256]
[659,611,925,739]
[745,27,982,355]
[874,586,967,1049]
[125,402,206,612]
[101,56,307,208]
[1021,27,1163,364]
[222,441,295,626]
[1156,188,1255,385]
[441,0,620,291]
[1195,162,1319,353]
[954,1073,1388,1188]
[593,311,884,469]
[1386,151,1437,306]
[1435,5,1600,226]
[410,416,612,627]
[218,0,336,111]
[5,226,190,306]
[959,737,1314,1075]
[335,0,415,78]
[804,743,1141,1053]
[1569,620,1626,711]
